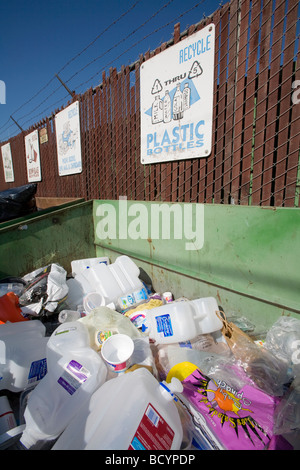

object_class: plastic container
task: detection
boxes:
[83,292,105,313]
[0,292,29,324]
[77,255,147,307]
[142,297,223,344]
[71,256,109,276]
[52,367,183,450]
[0,396,17,435]
[116,287,148,312]
[0,283,24,298]
[100,333,134,373]
[58,310,85,323]
[0,319,46,337]
[65,276,93,310]
[20,321,107,449]
[0,320,48,392]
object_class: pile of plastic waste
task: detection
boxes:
[0,255,299,451]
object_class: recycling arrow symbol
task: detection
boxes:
[188,61,203,79]
[151,79,163,94]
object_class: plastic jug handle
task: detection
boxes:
[159,378,183,402]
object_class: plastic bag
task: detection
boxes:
[273,385,300,435]
[155,331,230,381]
[217,311,288,396]
[264,316,300,382]
[0,183,37,222]
[167,361,283,450]
[19,264,68,317]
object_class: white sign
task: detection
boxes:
[55,101,82,176]
[1,142,14,182]
[140,24,215,164]
[25,129,42,182]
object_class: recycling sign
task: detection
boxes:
[140,24,215,164]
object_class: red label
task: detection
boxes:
[128,403,175,450]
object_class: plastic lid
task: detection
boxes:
[141,324,148,332]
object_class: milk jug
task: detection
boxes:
[20,322,107,449]
[75,255,148,308]
[71,256,109,276]
[0,320,48,392]
[142,297,223,344]
[52,367,183,450]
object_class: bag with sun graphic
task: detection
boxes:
[166,362,289,450]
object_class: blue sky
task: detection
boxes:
[0,0,222,142]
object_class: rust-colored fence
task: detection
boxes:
[0,0,299,207]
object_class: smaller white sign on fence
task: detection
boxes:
[25,129,42,182]
[55,101,82,176]
[1,142,14,182]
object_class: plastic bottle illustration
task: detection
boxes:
[163,90,172,123]
[182,83,191,111]
[173,83,183,120]
[152,95,163,124]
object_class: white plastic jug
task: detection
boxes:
[142,297,223,344]
[0,320,48,392]
[71,257,109,276]
[0,319,46,337]
[20,321,107,449]
[65,276,93,310]
[52,367,183,450]
[77,255,147,307]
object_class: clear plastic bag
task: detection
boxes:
[264,316,300,382]
[273,385,300,435]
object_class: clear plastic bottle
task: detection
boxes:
[20,322,107,449]
[142,297,223,344]
[58,309,85,323]
[52,367,183,450]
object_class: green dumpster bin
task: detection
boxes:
[0,199,299,328]
[0,198,299,450]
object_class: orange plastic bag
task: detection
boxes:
[0,292,28,324]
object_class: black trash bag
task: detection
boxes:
[0,183,37,222]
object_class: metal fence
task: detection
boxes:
[1,0,299,207]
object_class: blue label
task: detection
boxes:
[179,341,192,349]
[130,436,146,450]
[28,358,47,384]
[155,314,174,337]
[134,288,148,302]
